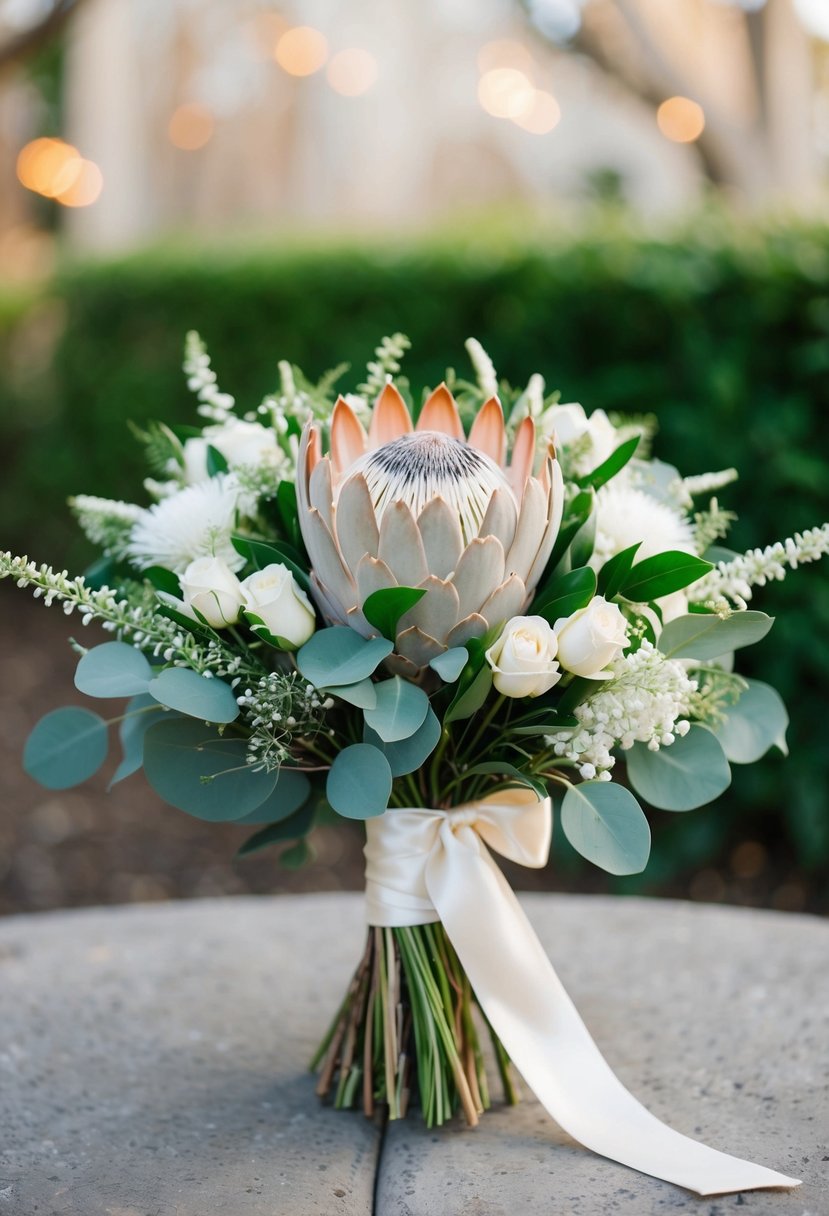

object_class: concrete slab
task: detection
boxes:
[376,895,828,1215]
[0,894,379,1216]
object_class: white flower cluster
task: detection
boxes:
[465,337,499,398]
[691,497,737,553]
[592,483,696,567]
[69,495,143,559]
[184,330,235,423]
[690,524,829,608]
[128,475,242,575]
[237,674,333,772]
[547,641,696,778]
[358,332,412,401]
[670,468,738,509]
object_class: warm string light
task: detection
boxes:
[657,96,705,143]
[15,137,102,207]
[476,39,560,136]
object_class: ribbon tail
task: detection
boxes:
[426,836,801,1197]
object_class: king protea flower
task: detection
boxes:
[297,383,564,676]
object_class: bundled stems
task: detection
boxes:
[313,923,517,1127]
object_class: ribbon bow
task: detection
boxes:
[364,790,800,1197]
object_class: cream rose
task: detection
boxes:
[182,420,281,483]
[180,556,244,627]
[240,563,316,650]
[554,597,628,679]
[485,615,561,699]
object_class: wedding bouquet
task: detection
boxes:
[4,332,827,1195]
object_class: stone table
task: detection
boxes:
[0,894,825,1215]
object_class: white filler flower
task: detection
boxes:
[128,475,243,574]
[592,483,696,568]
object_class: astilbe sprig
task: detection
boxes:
[690,524,829,607]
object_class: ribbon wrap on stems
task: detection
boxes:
[364,789,800,1197]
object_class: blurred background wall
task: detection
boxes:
[1,0,828,916]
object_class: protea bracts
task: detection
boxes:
[296,383,564,676]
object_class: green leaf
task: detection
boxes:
[74,642,153,699]
[657,611,774,661]
[363,708,442,777]
[326,743,392,819]
[444,664,493,724]
[569,499,597,568]
[363,677,430,742]
[429,648,468,683]
[620,551,713,602]
[297,626,393,688]
[362,586,426,641]
[280,838,315,869]
[23,707,109,790]
[148,668,240,724]
[242,609,298,653]
[544,489,594,574]
[327,678,377,709]
[83,555,118,591]
[555,676,594,715]
[626,725,731,811]
[560,781,651,875]
[276,480,303,551]
[236,801,316,856]
[533,566,597,624]
[143,717,276,819]
[465,761,547,800]
[710,679,789,764]
[155,598,218,641]
[110,694,166,785]
[575,434,640,491]
[142,566,182,597]
[231,534,312,595]
[509,714,578,736]
[206,444,229,476]
[232,768,312,824]
[597,542,642,600]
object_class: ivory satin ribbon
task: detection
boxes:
[364,789,800,1197]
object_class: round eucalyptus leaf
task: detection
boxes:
[143,717,275,819]
[326,743,392,819]
[363,677,429,743]
[711,679,789,764]
[148,667,239,724]
[364,707,442,777]
[233,769,312,824]
[110,694,167,786]
[24,707,109,790]
[429,648,469,683]
[657,612,773,661]
[74,642,152,699]
[560,781,651,876]
[626,725,731,811]
[297,627,393,688]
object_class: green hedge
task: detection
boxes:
[2,220,828,896]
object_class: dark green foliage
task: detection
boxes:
[1,217,828,893]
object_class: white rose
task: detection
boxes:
[240,563,316,650]
[485,615,561,699]
[554,597,628,679]
[182,420,281,484]
[180,556,245,627]
[539,403,617,468]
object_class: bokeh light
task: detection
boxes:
[513,89,561,135]
[657,96,706,143]
[477,39,536,77]
[478,68,536,120]
[17,138,80,197]
[275,26,329,77]
[55,159,103,207]
[168,104,215,151]
[326,49,378,97]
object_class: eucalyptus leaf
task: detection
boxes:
[626,725,731,811]
[363,586,426,641]
[236,801,316,856]
[710,679,789,763]
[560,781,651,875]
[148,667,240,724]
[143,717,276,819]
[74,642,152,699]
[533,566,596,624]
[429,647,468,683]
[620,551,713,603]
[657,611,774,661]
[110,694,166,785]
[327,678,377,710]
[363,677,430,742]
[232,768,312,824]
[23,706,109,790]
[363,708,442,777]
[297,627,393,688]
[326,743,392,819]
